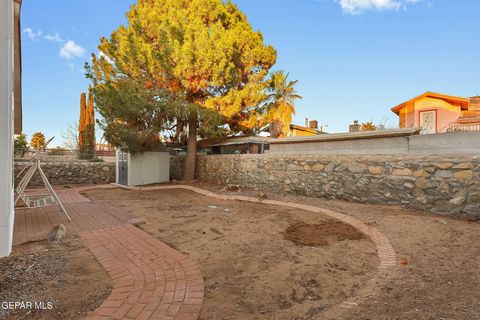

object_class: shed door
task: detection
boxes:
[118,152,128,186]
[419,110,437,134]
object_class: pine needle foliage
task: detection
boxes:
[87,0,277,179]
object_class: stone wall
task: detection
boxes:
[170,156,186,181]
[170,154,480,219]
[14,161,116,186]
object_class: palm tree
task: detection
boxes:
[265,71,302,138]
[30,132,46,150]
[361,121,377,131]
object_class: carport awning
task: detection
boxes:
[14,0,22,135]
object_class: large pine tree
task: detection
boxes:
[88,0,277,180]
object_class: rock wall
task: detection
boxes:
[170,154,480,219]
[14,161,115,186]
[170,156,186,181]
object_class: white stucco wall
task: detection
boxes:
[0,0,15,257]
[128,152,170,186]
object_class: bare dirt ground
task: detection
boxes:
[82,188,378,320]
[195,182,480,320]
[0,237,112,320]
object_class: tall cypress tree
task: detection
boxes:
[85,90,96,158]
[78,93,87,157]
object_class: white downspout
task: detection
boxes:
[0,0,15,257]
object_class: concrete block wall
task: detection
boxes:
[269,131,480,155]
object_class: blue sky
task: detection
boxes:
[21,0,480,146]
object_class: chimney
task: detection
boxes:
[349,120,361,133]
[309,120,318,130]
[470,96,480,110]
[305,117,309,127]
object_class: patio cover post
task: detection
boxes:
[0,0,15,257]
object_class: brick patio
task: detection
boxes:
[13,186,205,320]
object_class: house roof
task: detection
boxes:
[211,136,273,147]
[198,135,273,148]
[270,128,420,145]
[289,124,320,134]
[261,124,326,135]
[391,92,470,115]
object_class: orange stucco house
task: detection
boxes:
[391,92,480,134]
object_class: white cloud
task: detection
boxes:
[336,0,422,14]
[60,40,86,60]
[45,33,64,43]
[22,28,43,40]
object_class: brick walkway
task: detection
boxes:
[82,225,204,320]
[14,185,205,320]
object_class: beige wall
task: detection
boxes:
[0,0,15,257]
[268,132,480,155]
[399,97,462,133]
[399,102,415,128]
[270,136,410,155]
[414,97,461,133]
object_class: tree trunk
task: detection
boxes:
[173,120,184,144]
[183,111,197,181]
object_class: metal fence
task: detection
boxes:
[447,123,480,132]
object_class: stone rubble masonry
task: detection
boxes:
[170,154,480,219]
[14,161,115,186]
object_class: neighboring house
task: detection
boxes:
[262,119,328,138]
[288,124,321,137]
[269,128,421,155]
[96,143,116,157]
[198,119,325,154]
[1,0,22,257]
[391,92,480,134]
[96,143,116,151]
[198,136,272,154]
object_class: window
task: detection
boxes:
[419,110,437,134]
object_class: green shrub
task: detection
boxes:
[14,134,29,157]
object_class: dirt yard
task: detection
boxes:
[0,237,112,320]
[82,188,378,320]
[198,182,480,320]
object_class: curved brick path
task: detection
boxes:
[49,184,396,319]
[56,186,205,320]
[82,225,204,320]
[115,184,397,319]
[124,184,397,268]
